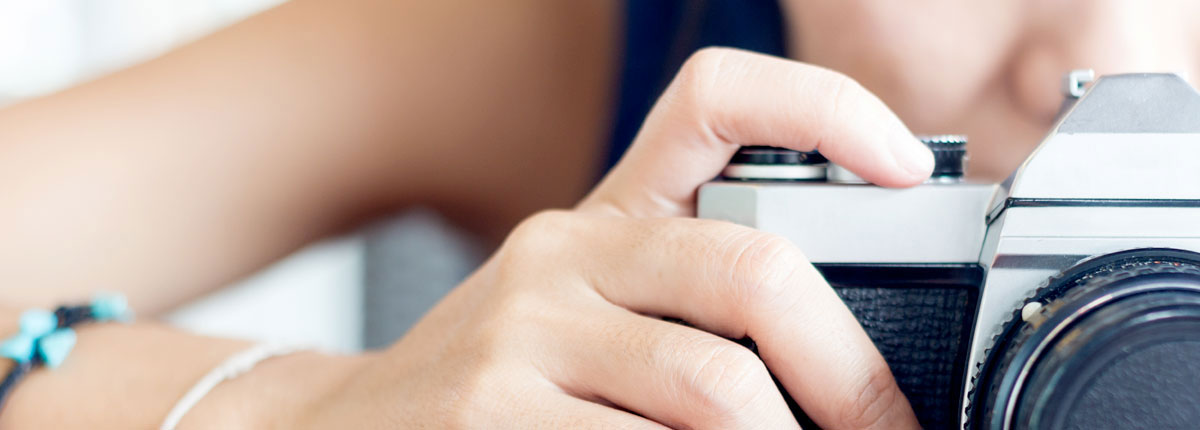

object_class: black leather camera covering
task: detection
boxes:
[815,264,983,429]
[833,286,972,428]
[723,264,980,429]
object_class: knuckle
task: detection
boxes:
[829,73,862,109]
[811,67,863,100]
[814,71,872,139]
[665,47,775,146]
[502,210,577,262]
[685,341,772,420]
[837,364,904,429]
[672,47,740,106]
[509,209,575,242]
[682,46,736,80]
[724,229,806,306]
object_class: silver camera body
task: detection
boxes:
[698,73,1200,429]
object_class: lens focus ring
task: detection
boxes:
[971,250,1200,430]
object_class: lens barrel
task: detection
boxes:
[972,249,1200,430]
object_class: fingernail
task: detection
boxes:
[890,137,934,179]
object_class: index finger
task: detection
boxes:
[579,47,933,218]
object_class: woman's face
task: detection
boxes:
[782,0,1200,180]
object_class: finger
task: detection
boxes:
[568,215,919,430]
[579,47,932,218]
[523,390,670,430]
[547,303,797,430]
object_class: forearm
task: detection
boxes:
[0,306,366,428]
[0,0,411,313]
[0,0,615,314]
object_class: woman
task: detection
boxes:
[1,0,1195,428]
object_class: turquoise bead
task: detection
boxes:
[38,329,77,368]
[91,293,131,322]
[19,310,57,337]
[0,333,36,363]
[2,295,130,370]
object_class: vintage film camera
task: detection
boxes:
[698,72,1200,429]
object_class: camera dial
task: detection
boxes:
[922,135,968,180]
[721,146,828,181]
[970,249,1200,430]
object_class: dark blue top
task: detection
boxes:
[606,0,787,171]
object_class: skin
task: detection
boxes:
[0,0,615,312]
[1,0,1196,428]
[783,0,1200,180]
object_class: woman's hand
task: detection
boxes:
[312,48,933,429]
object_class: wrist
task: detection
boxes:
[183,349,375,429]
[0,306,18,387]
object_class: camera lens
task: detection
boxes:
[721,146,827,181]
[971,249,1200,430]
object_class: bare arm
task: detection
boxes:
[0,306,367,428]
[0,0,617,313]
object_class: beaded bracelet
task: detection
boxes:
[0,293,131,417]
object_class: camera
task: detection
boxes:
[698,73,1200,429]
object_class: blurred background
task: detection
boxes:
[0,0,481,353]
